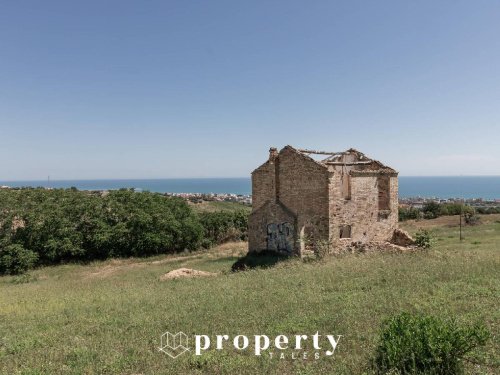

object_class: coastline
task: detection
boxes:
[1,176,500,200]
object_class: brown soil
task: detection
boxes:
[159,268,217,281]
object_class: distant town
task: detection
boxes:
[165,192,252,206]
[165,192,500,211]
[171,192,500,213]
[399,196,500,210]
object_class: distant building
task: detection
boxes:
[248,146,405,256]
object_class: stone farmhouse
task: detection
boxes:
[248,146,407,256]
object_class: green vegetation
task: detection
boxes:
[1,215,498,374]
[190,200,252,214]
[422,202,475,220]
[0,189,249,275]
[373,312,490,374]
[415,229,432,249]
[0,189,203,274]
[199,210,248,247]
[399,202,498,222]
[399,206,422,221]
[0,244,38,275]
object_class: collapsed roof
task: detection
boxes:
[258,146,397,175]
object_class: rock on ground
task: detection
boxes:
[391,228,415,246]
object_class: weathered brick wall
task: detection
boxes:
[329,173,398,250]
[251,161,275,211]
[248,201,297,254]
[276,147,330,251]
[249,147,330,254]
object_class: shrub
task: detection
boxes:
[415,229,432,249]
[198,210,248,246]
[422,202,441,219]
[399,207,421,221]
[418,202,476,220]
[0,189,204,269]
[464,212,480,226]
[0,244,38,275]
[0,188,250,271]
[314,239,331,260]
[373,312,490,375]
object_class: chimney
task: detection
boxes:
[269,147,278,162]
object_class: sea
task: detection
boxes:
[1,176,500,200]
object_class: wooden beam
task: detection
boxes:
[325,161,373,165]
[298,149,342,155]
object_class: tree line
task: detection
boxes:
[0,188,248,275]
[398,201,499,222]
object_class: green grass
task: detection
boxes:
[1,217,499,374]
[189,200,252,213]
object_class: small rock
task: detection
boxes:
[391,228,415,246]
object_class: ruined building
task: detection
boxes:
[249,146,403,256]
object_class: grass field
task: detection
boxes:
[1,215,499,374]
[189,200,252,213]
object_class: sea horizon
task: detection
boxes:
[1,176,500,200]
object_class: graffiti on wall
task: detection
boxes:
[266,222,294,253]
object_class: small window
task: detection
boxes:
[340,225,351,238]
[378,176,390,210]
[341,174,351,200]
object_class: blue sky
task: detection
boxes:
[1,1,499,180]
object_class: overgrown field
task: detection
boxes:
[189,200,251,214]
[1,216,499,374]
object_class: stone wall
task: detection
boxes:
[276,147,330,252]
[248,201,297,254]
[248,147,330,254]
[329,173,398,251]
[251,161,275,211]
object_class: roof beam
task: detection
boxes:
[298,149,342,155]
[325,161,373,165]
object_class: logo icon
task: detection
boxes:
[159,331,190,358]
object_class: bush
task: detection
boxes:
[0,188,252,272]
[0,244,38,275]
[422,202,441,219]
[314,239,331,259]
[0,189,204,270]
[464,212,480,226]
[373,312,490,374]
[418,202,477,221]
[399,206,421,221]
[415,229,432,249]
[198,210,248,246]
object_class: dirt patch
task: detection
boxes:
[159,268,217,281]
[82,242,246,280]
[149,254,201,265]
[83,255,200,279]
[84,262,144,279]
